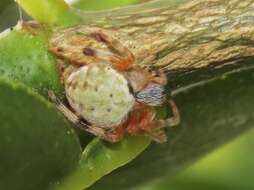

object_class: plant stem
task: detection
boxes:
[76,0,254,73]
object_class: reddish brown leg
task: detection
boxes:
[126,107,161,135]
[138,108,168,143]
[147,129,167,143]
[126,110,143,136]
[139,108,156,131]
[57,59,65,74]
[103,125,125,143]
[164,99,181,127]
[125,107,165,142]
[91,32,135,71]
[126,100,180,143]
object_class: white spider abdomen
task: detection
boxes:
[65,63,135,127]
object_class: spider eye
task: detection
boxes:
[135,83,165,106]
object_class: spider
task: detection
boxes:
[48,26,180,143]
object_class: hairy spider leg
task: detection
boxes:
[164,99,181,127]
[149,99,180,143]
[126,99,180,143]
[126,107,168,143]
[91,32,135,71]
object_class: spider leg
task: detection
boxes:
[144,99,180,139]
[146,129,167,143]
[125,99,180,143]
[48,90,107,138]
[56,59,66,76]
[160,99,180,128]
[138,100,180,143]
[91,32,135,71]
[103,125,125,143]
[125,107,165,143]
[138,108,168,143]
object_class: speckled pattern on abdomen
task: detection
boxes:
[65,62,135,128]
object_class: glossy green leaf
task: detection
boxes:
[0,1,19,31]
[0,0,12,14]
[0,79,81,190]
[72,0,139,11]
[139,130,254,190]
[50,136,150,190]
[0,28,63,98]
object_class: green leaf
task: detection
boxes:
[0,1,19,31]
[72,0,139,11]
[139,130,254,190]
[0,28,63,98]
[50,136,150,190]
[0,79,81,190]
[0,0,12,14]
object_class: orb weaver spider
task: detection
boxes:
[48,26,180,143]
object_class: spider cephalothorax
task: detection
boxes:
[48,26,180,143]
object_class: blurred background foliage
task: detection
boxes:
[140,130,254,190]
[0,0,253,190]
